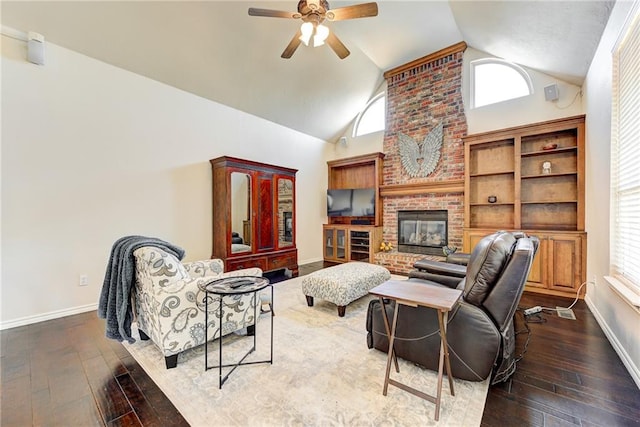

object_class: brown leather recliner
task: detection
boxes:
[366,231,539,384]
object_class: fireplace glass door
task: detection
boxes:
[397,210,448,256]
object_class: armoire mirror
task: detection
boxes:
[230,172,252,254]
[278,177,294,247]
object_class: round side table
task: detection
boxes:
[198,275,273,388]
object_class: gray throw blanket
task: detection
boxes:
[97,235,185,343]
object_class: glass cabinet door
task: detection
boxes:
[324,227,347,261]
[336,228,346,261]
[324,228,334,259]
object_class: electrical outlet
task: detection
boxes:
[79,275,89,286]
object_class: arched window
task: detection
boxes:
[353,92,386,137]
[471,59,533,108]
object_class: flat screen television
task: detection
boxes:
[327,188,375,217]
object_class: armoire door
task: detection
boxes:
[256,174,275,252]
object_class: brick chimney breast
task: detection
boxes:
[376,43,467,275]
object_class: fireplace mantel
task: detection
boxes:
[379,180,464,197]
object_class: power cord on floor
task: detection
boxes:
[523,281,588,315]
[513,309,539,363]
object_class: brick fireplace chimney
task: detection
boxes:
[375,42,468,275]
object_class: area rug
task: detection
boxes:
[123,274,489,426]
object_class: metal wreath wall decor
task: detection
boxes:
[398,123,443,178]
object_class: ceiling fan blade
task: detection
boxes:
[282,29,303,59]
[326,32,350,59]
[326,2,378,21]
[248,8,298,19]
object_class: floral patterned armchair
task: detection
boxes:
[132,246,262,368]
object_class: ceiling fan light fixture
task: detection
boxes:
[299,22,313,46]
[250,0,377,59]
[313,24,329,47]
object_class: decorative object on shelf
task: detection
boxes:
[442,245,457,256]
[542,161,552,174]
[542,142,558,150]
[488,195,497,203]
[379,241,393,252]
[398,123,443,178]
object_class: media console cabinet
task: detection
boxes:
[323,153,384,264]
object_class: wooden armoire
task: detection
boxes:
[210,156,298,277]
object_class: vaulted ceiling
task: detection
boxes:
[1,1,615,142]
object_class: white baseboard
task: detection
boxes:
[0,303,98,330]
[585,295,640,389]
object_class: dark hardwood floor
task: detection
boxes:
[1,261,638,426]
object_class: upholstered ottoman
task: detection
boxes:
[302,262,391,317]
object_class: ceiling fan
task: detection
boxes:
[248,0,378,59]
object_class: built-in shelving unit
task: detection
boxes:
[463,115,586,298]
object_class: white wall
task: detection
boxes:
[463,47,583,134]
[1,35,329,328]
[582,0,640,387]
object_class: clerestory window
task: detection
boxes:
[353,92,386,137]
[471,59,533,108]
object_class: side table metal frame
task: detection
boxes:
[201,276,273,389]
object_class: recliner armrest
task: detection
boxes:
[446,253,470,266]
[408,270,463,289]
[412,259,467,278]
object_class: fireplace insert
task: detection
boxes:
[397,210,448,256]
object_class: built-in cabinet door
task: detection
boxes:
[463,229,487,253]
[324,226,347,262]
[547,233,583,293]
[524,234,548,289]
[464,229,584,295]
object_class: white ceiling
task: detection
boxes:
[1,1,614,142]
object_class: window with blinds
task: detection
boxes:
[611,3,640,294]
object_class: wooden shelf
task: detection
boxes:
[521,200,578,204]
[521,146,578,157]
[522,172,577,179]
[470,202,514,206]
[469,171,514,178]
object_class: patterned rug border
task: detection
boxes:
[124,274,489,426]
